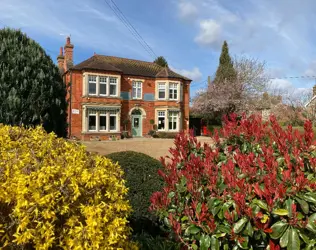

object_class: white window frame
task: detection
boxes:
[169,83,178,100]
[88,110,97,131]
[99,110,107,131]
[132,81,142,99]
[86,108,119,133]
[158,83,166,100]
[99,76,107,96]
[85,74,120,97]
[157,111,166,131]
[88,75,97,96]
[109,77,118,97]
[168,111,178,131]
[109,110,118,132]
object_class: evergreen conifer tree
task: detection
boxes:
[0,28,67,137]
[213,41,237,84]
[154,56,168,67]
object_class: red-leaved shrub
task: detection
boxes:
[150,114,316,250]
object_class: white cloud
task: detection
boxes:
[178,1,198,20]
[194,19,222,48]
[171,66,202,81]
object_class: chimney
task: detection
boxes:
[64,36,74,71]
[57,47,64,74]
[313,85,316,97]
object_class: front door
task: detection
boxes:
[132,115,142,137]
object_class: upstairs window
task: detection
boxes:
[132,81,142,99]
[86,75,118,97]
[99,76,107,96]
[158,83,166,99]
[109,77,117,96]
[88,75,97,95]
[169,83,178,100]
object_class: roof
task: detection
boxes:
[71,55,191,81]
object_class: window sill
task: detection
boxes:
[83,131,120,134]
[83,95,120,98]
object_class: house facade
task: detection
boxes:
[57,38,192,140]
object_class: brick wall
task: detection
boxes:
[65,70,191,140]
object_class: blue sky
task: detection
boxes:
[1,0,316,98]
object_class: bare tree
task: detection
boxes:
[192,56,268,120]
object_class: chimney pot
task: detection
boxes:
[66,36,71,44]
[59,47,63,56]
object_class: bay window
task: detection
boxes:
[168,111,178,130]
[88,110,97,131]
[99,76,107,96]
[169,83,178,100]
[157,110,180,132]
[158,83,166,99]
[158,111,165,130]
[132,81,142,99]
[86,108,119,132]
[88,75,97,95]
[86,74,119,97]
[109,77,117,96]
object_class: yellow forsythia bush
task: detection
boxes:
[0,125,138,249]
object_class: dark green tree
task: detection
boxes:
[154,56,168,67]
[0,28,67,137]
[213,41,237,84]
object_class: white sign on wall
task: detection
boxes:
[72,109,80,114]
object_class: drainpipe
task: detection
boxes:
[68,71,73,138]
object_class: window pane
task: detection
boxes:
[158,117,165,130]
[89,83,96,94]
[110,84,117,95]
[100,84,107,95]
[110,77,117,83]
[110,116,116,130]
[169,90,173,99]
[159,90,165,99]
[132,88,136,98]
[89,116,96,130]
[100,116,106,130]
[137,89,141,99]
[174,91,178,100]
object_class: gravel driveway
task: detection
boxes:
[82,137,214,159]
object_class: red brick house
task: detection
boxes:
[57,38,192,140]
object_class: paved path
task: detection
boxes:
[82,136,214,159]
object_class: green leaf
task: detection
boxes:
[306,213,316,234]
[280,227,289,248]
[286,198,294,217]
[270,221,288,239]
[210,236,219,250]
[303,194,316,205]
[273,208,289,216]
[252,199,268,210]
[212,205,222,216]
[196,203,202,214]
[233,217,248,234]
[191,243,198,250]
[217,224,231,234]
[295,197,309,214]
[187,225,201,235]
[181,216,188,222]
[243,221,254,237]
[200,235,211,250]
[167,191,175,198]
[223,244,229,250]
[297,229,310,244]
[287,228,300,250]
